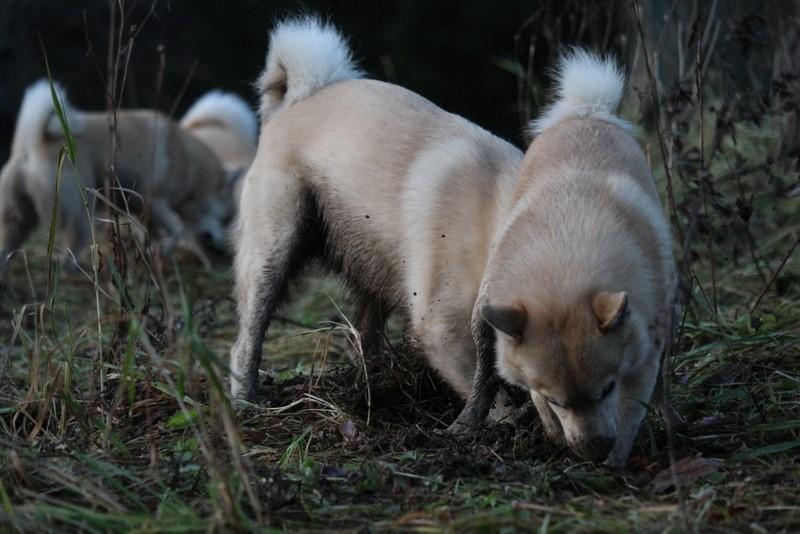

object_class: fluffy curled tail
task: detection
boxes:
[11,79,82,155]
[530,49,631,136]
[180,91,258,145]
[257,17,362,121]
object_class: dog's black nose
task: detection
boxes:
[574,435,616,463]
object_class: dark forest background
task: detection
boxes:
[3,1,797,164]
[0,0,538,164]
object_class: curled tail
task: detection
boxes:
[180,90,258,145]
[530,49,631,136]
[257,17,363,121]
[11,79,82,155]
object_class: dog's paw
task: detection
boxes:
[229,394,261,417]
[445,419,475,438]
[229,381,260,413]
[442,410,484,441]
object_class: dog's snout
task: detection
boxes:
[572,435,616,463]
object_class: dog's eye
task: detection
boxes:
[600,381,616,400]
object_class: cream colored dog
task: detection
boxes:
[0,80,230,278]
[180,90,258,207]
[231,18,674,466]
[482,51,676,465]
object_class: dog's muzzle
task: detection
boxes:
[572,435,616,463]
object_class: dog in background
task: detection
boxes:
[231,18,674,466]
[180,91,258,208]
[0,80,231,279]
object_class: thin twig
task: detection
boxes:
[750,233,800,313]
[633,0,684,246]
[633,2,690,530]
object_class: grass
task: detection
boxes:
[1,209,798,532]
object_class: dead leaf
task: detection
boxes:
[651,456,722,492]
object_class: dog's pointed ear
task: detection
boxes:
[592,291,628,333]
[482,302,527,340]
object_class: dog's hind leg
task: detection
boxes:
[230,164,305,402]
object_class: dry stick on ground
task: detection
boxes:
[632,0,691,530]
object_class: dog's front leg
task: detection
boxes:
[605,356,660,467]
[151,199,211,269]
[529,390,566,445]
[447,311,499,435]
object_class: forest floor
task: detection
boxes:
[1,226,799,533]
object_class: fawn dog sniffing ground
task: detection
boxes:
[0,80,231,279]
[231,18,675,465]
[483,51,676,465]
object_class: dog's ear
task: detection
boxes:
[482,302,527,340]
[592,291,628,333]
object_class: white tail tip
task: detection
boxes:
[11,79,82,155]
[530,49,632,136]
[257,16,362,121]
[181,90,258,145]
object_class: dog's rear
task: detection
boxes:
[483,50,675,465]
[180,91,258,205]
[230,18,368,400]
[0,80,91,278]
